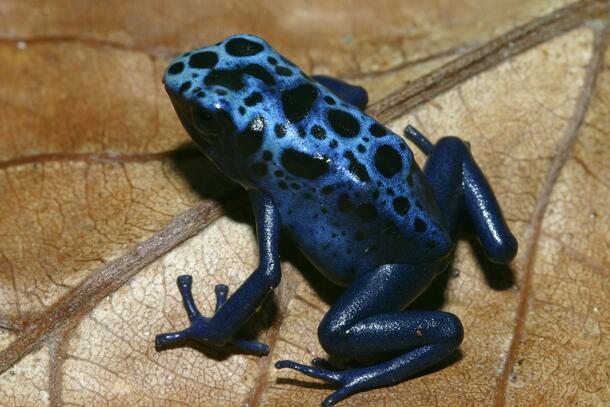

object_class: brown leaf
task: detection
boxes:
[0,1,608,406]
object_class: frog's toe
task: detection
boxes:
[214,283,229,311]
[155,330,186,349]
[404,125,434,155]
[311,357,339,370]
[155,321,206,349]
[275,360,342,384]
[232,339,269,355]
[276,360,364,406]
[323,386,358,407]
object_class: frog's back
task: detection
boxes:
[255,116,452,285]
[163,34,451,285]
[268,139,452,285]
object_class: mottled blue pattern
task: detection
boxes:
[164,34,450,285]
[159,34,518,407]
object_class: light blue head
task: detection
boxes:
[163,34,309,180]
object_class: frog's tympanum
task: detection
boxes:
[156,34,518,406]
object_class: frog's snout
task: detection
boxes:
[163,56,189,97]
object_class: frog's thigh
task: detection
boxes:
[318,263,463,360]
[312,75,368,109]
[423,137,517,263]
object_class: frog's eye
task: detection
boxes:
[191,106,222,142]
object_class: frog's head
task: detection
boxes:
[163,34,302,181]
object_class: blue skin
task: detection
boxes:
[157,34,517,406]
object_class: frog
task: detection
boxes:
[156,33,518,406]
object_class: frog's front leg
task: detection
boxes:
[312,75,368,109]
[276,261,463,406]
[155,189,281,354]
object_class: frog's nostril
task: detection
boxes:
[163,77,185,99]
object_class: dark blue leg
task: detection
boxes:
[312,75,368,110]
[423,136,518,263]
[276,261,462,406]
[155,189,281,354]
[462,156,518,263]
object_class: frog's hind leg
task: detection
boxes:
[312,75,368,109]
[424,136,518,263]
[276,262,463,406]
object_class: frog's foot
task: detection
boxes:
[277,360,354,406]
[155,275,269,355]
[277,340,459,406]
[278,357,437,407]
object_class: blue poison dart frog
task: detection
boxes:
[156,34,518,406]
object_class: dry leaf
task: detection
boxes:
[0,1,608,406]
